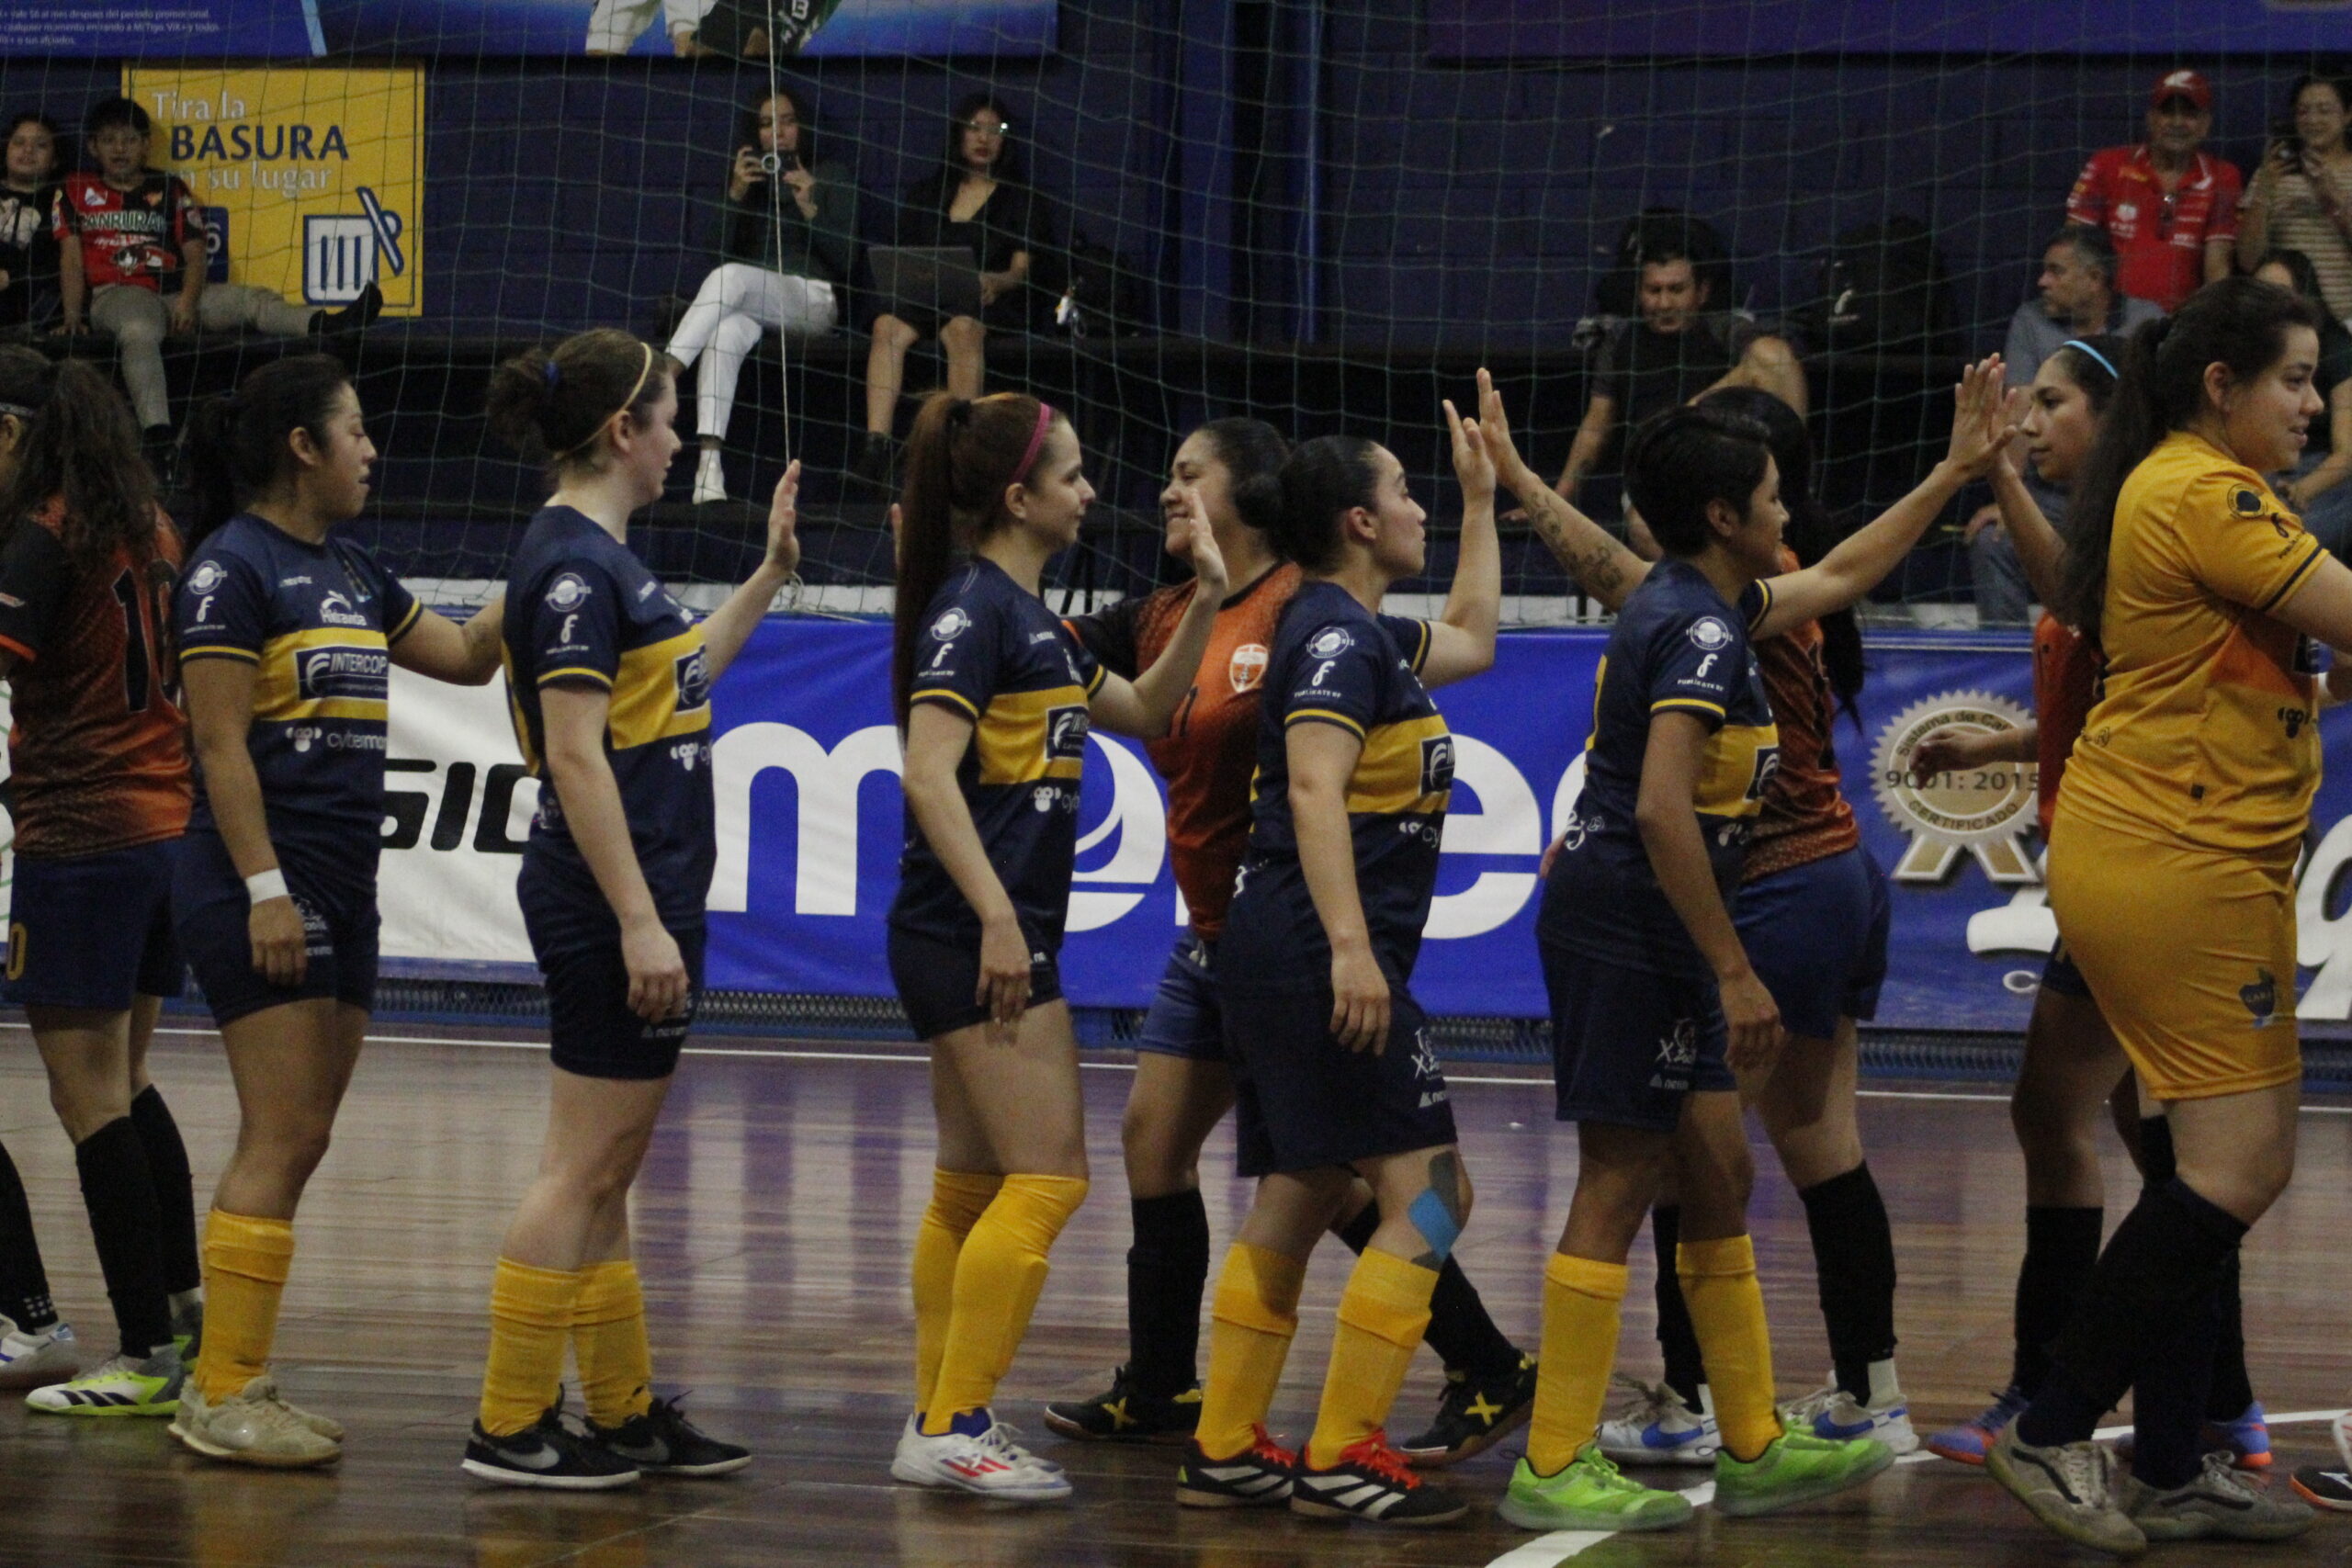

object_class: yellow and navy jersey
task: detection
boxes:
[503,506,715,930]
[1224,580,1447,978]
[1544,558,1781,976]
[2060,431,2325,858]
[175,513,418,893]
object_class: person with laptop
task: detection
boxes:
[856,93,1052,490]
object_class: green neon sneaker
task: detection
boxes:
[1713,1429,1894,1517]
[1498,1443,1695,1532]
[26,1346,183,1416]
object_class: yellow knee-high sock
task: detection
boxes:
[1528,1251,1629,1475]
[572,1260,653,1428]
[1678,1234,1781,1461]
[1194,1243,1307,1461]
[194,1210,293,1402]
[1304,1248,1439,1469]
[922,1172,1089,1434]
[911,1169,1002,1416]
[479,1258,585,1438]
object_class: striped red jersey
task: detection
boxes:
[1744,551,1859,882]
[0,501,190,857]
[2033,613,2099,839]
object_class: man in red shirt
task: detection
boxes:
[2065,68,2241,313]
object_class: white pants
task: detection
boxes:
[664,264,838,444]
[585,0,715,51]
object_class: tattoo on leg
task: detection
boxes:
[1406,1151,1468,1267]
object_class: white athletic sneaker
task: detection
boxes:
[891,1410,1071,1501]
[2335,1406,2352,1475]
[1781,1363,1918,1455]
[27,1345,182,1416]
[0,1318,77,1390]
[692,447,728,504]
[1596,1376,1719,1467]
[169,1373,343,1469]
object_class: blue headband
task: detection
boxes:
[2061,339,2119,380]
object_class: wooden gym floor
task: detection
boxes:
[2,1018,2347,1567]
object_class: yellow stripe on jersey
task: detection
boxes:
[972,683,1091,785]
[1399,618,1432,675]
[1652,696,1726,718]
[1693,721,1781,819]
[605,626,712,750]
[910,686,982,720]
[181,646,260,664]
[1286,706,1368,739]
[386,596,424,644]
[1747,578,1774,630]
[250,626,390,724]
[502,655,544,773]
[1344,712,1453,817]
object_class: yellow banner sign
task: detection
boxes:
[121,66,422,315]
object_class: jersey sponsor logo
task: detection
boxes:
[2281,705,2312,739]
[1046,704,1090,761]
[674,645,712,712]
[1028,629,1058,645]
[1306,626,1352,660]
[296,644,390,700]
[545,571,593,612]
[931,606,971,641]
[638,580,660,600]
[1228,642,1269,692]
[316,590,368,628]
[1686,616,1734,651]
[1419,733,1456,795]
[187,560,227,595]
[1870,690,2038,884]
[280,574,311,587]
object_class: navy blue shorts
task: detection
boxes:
[1542,936,1736,1133]
[886,924,1064,1042]
[175,831,378,1027]
[4,840,184,1010]
[536,929,705,1081]
[1135,935,1225,1061]
[1734,847,1891,1041]
[1222,976,1456,1179]
[2041,938,2094,1000]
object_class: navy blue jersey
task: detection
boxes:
[175,513,419,895]
[1543,558,1781,976]
[1223,581,1446,983]
[503,506,715,933]
[889,556,1105,953]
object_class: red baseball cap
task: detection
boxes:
[2151,69,2213,112]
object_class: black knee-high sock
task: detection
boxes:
[130,1086,200,1297]
[1650,1205,1708,1407]
[1334,1201,1521,1378]
[74,1119,170,1359]
[0,1138,57,1331]
[2017,1178,2246,1450]
[1797,1164,1898,1401]
[2132,1267,2223,1490]
[2011,1206,2103,1398]
[2136,1113,2256,1421]
[1126,1190,1211,1396]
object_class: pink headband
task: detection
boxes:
[1010,401,1057,486]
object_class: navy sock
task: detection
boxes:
[1798,1164,1897,1401]
[0,1137,56,1331]
[2011,1206,2102,1398]
[1126,1190,1211,1397]
[1651,1205,1707,1407]
[130,1086,201,1296]
[74,1119,170,1358]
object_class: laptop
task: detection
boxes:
[868,245,986,321]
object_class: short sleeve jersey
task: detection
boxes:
[2059,432,2325,857]
[2066,147,2241,313]
[175,514,419,892]
[0,502,189,857]
[1226,581,1449,979]
[503,507,716,931]
[2032,613,2101,839]
[891,557,1105,952]
[1744,549,1858,882]
[55,171,203,292]
[1544,558,1780,976]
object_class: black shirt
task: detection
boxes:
[1591,312,1763,458]
[2315,317,2352,459]
[718,155,857,287]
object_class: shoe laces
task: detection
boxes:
[1576,1446,1642,1492]
[73,1353,143,1382]
[2045,1439,2117,1508]
[2190,1449,2261,1502]
[1245,1424,1297,1468]
[1781,1382,1844,1426]
[974,1418,1061,1475]
[1335,1431,1419,1489]
[1602,1374,1679,1424]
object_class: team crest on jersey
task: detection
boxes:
[2232,486,2266,518]
[1046,704,1090,761]
[674,644,711,711]
[187,559,226,594]
[931,607,971,641]
[1687,616,1733,651]
[1228,642,1269,693]
[1306,627,1353,660]
[2242,967,2278,1028]
[546,571,592,612]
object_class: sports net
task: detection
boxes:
[0,6,2345,625]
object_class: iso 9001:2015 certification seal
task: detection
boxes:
[1870,691,2041,884]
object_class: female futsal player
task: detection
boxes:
[1046,419,1532,1467]
[0,348,201,1416]
[1500,361,2012,1533]
[887,391,1226,1502]
[1986,278,2332,1552]
[462,330,792,1488]
[166,355,507,1469]
[1176,403,1499,1528]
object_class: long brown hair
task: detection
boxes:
[0,348,159,567]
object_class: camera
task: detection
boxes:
[758,150,786,175]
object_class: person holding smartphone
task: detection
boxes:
[2238,74,2352,321]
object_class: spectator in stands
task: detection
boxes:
[0,113,61,331]
[2254,248,2352,556]
[1544,242,1804,506]
[2238,73,2352,321]
[54,98,380,468]
[2065,69,2240,315]
[855,93,1053,489]
[665,85,855,504]
[1966,225,2164,622]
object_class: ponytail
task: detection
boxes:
[0,348,156,568]
[485,329,673,483]
[180,353,353,552]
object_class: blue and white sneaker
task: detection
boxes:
[0,1318,76,1391]
[1596,1377,1718,1468]
[1781,1366,1918,1456]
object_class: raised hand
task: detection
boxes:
[1476,367,1535,490]
[1944,355,2020,479]
[1164,481,1229,597]
[764,458,802,578]
[1445,397,1496,509]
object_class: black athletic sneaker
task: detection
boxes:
[1289,1431,1468,1526]
[1398,1352,1537,1468]
[461,1404,640,1491]
[2292,1464,2352,1512]
[1042,1365,1203,1444]
[1175,1425,1295,1508]
[588,1395,752,1477]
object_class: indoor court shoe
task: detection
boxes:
[170,1374,344,1469]
[462,1404,640,1491]
[1288,1431,1467,1526]
[2120,1450,2313,1541]
[0,1318,76,1390]
[1985,1427,2146,1558]
[1713,1430,1894,1517]
[1174,1424,1295,1507]
[1782,1378,1919,1455]
[26,1345,182,1416]
[1042,1364,1203,1444]
[1498,1443,1694,1532]
[1398,1351,1537,1467]
[2203,1401,2271,1469]
[2290,1463,2352,1511]
[588,1394,750,1477]
[1596,1375,1719,1467]
[1926,1383,2028,1465]
[890,1409,1072,1502]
